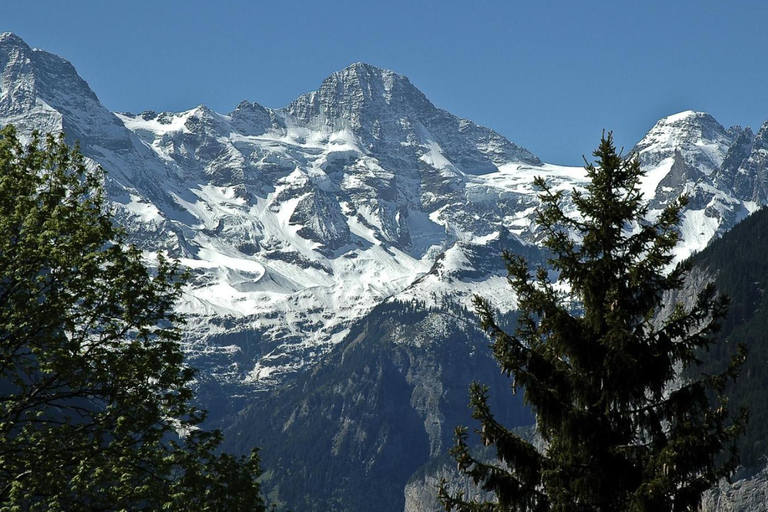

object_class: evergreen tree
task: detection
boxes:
[0,126,265,511]
[440,133,747,511]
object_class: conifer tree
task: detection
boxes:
[440,133,747,511]
[0,126,265,511]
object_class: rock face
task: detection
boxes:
[0,32,129,148]
[5,32,768,511]
[633,111,734,176]
[715,126,754,193]
[700,466,768,512]
[404,464,487,512]
[224,299,531,512]
[730,121,768,203]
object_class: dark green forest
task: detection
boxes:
[691,207,768,469]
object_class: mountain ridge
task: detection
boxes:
[1,31,767,393]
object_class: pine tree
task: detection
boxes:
[0,126,265,511]
[439,133,747,511]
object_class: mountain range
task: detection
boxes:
[2,31,768,510]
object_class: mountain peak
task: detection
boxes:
[332,61,402,79]
[641,110,729,147]
[657,110,718,126]
[0,32,129,150]
[283,62,540,168]
[327,62,427,108]
[330,62,409,89]
[633,110,733,175]
[340,61,395,74]
[0,32,29,48]
[285,61,433,128]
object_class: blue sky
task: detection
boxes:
[5,1,768,165]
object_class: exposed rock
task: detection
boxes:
[732,121,768,203]
[715,126,755,194]
[700,465,768,512]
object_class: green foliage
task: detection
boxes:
[0,126,265,511]
[440,133,747,511]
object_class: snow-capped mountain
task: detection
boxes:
[107,67,564,387]
[0,32,128,145]
[630,110,761,260]
[1,31,766,394]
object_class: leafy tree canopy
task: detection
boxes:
[0,126,265,511]
[440,133,747,511]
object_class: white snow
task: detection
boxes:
[123,194,164,223]
[664,110,698,124]
[115,111,191,136]
[639,157,674,199]
[421,139,455,171]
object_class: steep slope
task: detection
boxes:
[631,110,757,261]
[729,121,768,203]
[224,299,531,512]
[221,234,542,511]
[0,32,128,148]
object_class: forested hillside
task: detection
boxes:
[691,206,768,468]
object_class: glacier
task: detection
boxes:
[1,32,766,395]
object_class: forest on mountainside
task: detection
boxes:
[690,206,768,469]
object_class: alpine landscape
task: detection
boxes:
[3,21,768,511]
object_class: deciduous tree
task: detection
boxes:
[0,126,265,511]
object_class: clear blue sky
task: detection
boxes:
[5,1,768,165]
